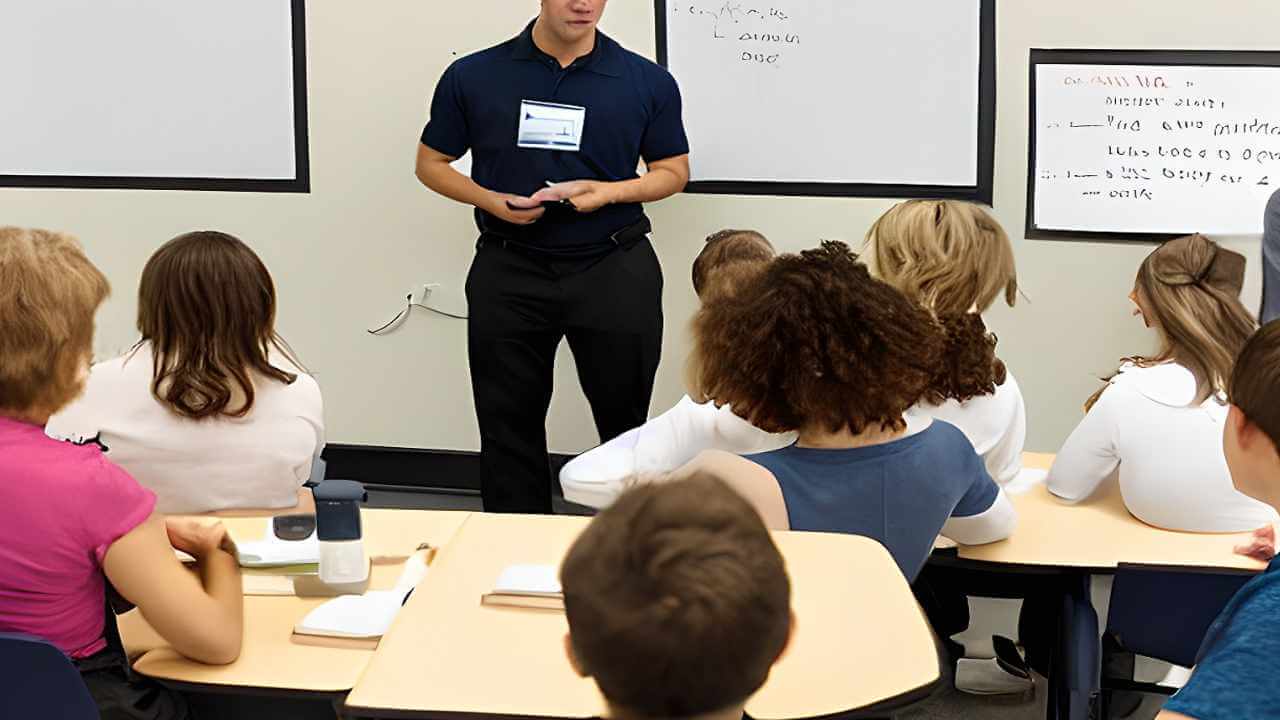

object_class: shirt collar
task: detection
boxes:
[510,19,624,78]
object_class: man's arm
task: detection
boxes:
[415,143,545,226]
[1156,713,1196,719]
[519,154,690,213]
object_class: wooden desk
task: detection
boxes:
[345,513,939,719]
[957,453,1264,572]
[121,509,472,694]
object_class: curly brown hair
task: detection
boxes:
[920,314,1009,406]
[689,240,945,435]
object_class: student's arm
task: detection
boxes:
[673,450,789,529]
[103,515,243,665]
[1045,384,1124,503]
[1155,713,1196,719]
[942,489,1017,545]
[559,427,642,509]
[941,451,1016,545]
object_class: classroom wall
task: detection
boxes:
[1,0,1272,456]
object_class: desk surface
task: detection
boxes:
[345,512,939,720]
[123,509,472,693]
[957,453,1265,572]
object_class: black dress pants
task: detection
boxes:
[466,235,663,513]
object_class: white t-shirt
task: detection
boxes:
[1046,361,1278,532]
[919,371,1032,492]
[46,343,324,514]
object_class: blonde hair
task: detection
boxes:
[865,201,1016,403]
[1128,234,1256,404]
[0,228,110,419]
[865,200,1017,316]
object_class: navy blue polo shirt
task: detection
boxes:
[421,21,688,256]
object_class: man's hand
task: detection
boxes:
[1235,524,1276,562]
[166,518,235,560]
[528,180,618,213]
[484,192,546,225]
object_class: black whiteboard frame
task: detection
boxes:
[1026,48,1280,242]
[654,0,996,204]
[0,0,311,194]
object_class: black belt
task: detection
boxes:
[478,216,651,258]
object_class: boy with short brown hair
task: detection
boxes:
[561,474,793,720]
[1161,319,1280,720]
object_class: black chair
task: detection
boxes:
[0,632,98,720]
[1100,563,1255,715]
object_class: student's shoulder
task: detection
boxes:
[1106,361,1199,407]
[922,418,979,451]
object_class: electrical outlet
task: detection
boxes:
[408,283,440,307]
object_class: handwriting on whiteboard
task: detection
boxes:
[1039,68,1279,202]
[1034,62,1280,234]
[671,2,800,67]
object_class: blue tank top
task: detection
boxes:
[745,420,999,581]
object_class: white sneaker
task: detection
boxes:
[955,657,1034,695]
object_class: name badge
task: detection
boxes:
[517,100,586,152]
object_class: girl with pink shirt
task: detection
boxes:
[0,227,243,719]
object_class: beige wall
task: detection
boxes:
[1,0,1271,455]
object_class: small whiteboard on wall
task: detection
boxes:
[1029,49,1280,240]
[656,0,996,201]
[0,0,308,193]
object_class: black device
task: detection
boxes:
[272,513,317,541]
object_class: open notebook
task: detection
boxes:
[291,550,431,649]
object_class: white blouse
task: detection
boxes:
[47,343,324,514]
[1046,362,1277,532]
[920,371,1030,491]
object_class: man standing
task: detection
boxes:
[415,0,689,513]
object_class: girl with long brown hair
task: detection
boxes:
[1047,234,1276,532]
[48,231,323,514]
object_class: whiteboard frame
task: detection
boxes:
[654,0,996,203]
[1026,48,1280,242]
[0,0,310,194]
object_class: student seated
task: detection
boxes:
[1159,319,1280,720]
[866,200,1029,489]
[0,227,242,719]
[677,241,1015,581]
[1047,234,1277,532]
[48,231,324,514]
[560,473,792,720]
[559,230,793,508]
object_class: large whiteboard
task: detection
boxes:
[0,0,308,192]
[658,0,993,200]
[1030,50,1280,238]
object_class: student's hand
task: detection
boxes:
[1234,524,1276,562]
[166,518,236,560]
[484,192,546,225]
[528,180,618,213]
